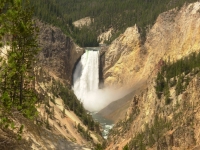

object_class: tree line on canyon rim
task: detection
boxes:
[0,0,100,144]
[122,51,200,149]
[30,0,197,47]
[155,51,200,105]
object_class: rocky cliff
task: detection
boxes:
[103,24,142,88]
[107,72,200,149]
[0,21,102,150]
[103,2,200,149]
[36,21,84,85]
[103,2,200,89]
[33,22,101,149]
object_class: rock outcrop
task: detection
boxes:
[103,2,200,149]
[36,21,84,85]
[103,24,142,88]
[34,67,101,148]
[103,2,200,88]
[0,21,102,150]
[107,72,200,149]
[33,21,101,149]
[73,17,92,28]
[0,112,89,150]
[98,28,113,44]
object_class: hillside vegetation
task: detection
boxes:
[0,0,39,129]
[155,52,200,104]
[0,1,102,148]
[123,51,200,149]
[106,49,200,149]
[30,0,197,46]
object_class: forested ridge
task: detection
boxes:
[30,0,197,46]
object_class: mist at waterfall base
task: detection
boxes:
[73,50,129,112]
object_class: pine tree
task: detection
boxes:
[175,75,183,96]
[155,72,165,99]
[62,107,65,118]
[0,0,39,124]
[163,82,171,105]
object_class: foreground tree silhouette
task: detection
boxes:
[0,0,39,127]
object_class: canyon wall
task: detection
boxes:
[107,71,200,149]
[0,22,101,149]
[36,21,84,85]
[103,2,200,89]
[103,2,200,149]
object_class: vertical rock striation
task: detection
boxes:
[36,21,84,85]
[103,2,200,149]
[104,2,200,89]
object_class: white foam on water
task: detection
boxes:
[73,50,99,110]
[73,49,130,112]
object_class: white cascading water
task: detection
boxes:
[73,48,130,112]
[73,49,99,109]
[73,48,132,138]
[73,48,115,139]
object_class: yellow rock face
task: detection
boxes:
[104,2,200,89]
[104,25,143,88]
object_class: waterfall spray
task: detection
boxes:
[73,49,99,103]
[73,48,129,112]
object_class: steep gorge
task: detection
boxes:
[30,2,200,149]
[102,2,200,149]
[0,21,102,149]
[33,21,102,149]
[2,1,200,149]
[104,2,200,88]
[36,20,84,85]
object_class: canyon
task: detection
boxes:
[1,1,200,150]
[102,2,200,149]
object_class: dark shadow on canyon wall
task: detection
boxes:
[99,50,105,89]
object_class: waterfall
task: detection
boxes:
[73,48,116,139]
[73,49,99,105]
[73,48,130,112]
